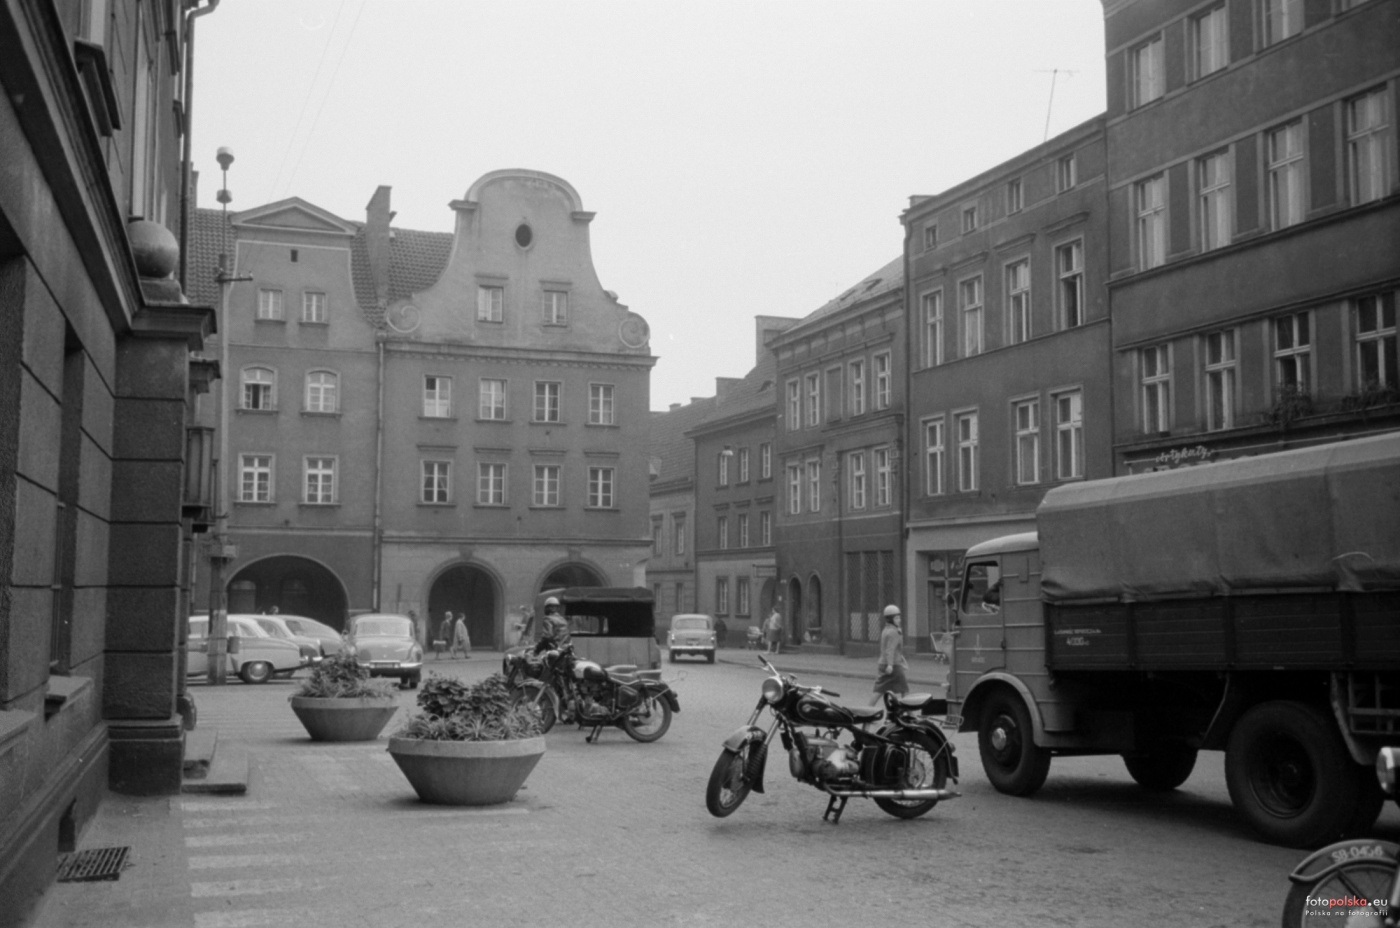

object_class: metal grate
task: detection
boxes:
[55,846,130,882]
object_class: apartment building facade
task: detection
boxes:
[646,396,716,630]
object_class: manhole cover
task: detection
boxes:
[55,846,130,882]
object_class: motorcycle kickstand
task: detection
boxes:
[585,723,604,743]
[822,794,848,824]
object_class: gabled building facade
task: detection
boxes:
[646,395,716,631]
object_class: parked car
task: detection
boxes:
[250,614,324,664]
[278,615,346,656]
[345,613,423,688]
[187,615,307,684]
[667,613,717,663]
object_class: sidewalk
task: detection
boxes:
[712,644,949,690]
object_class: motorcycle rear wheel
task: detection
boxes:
[706,747,753,817]
[873,729,951,820]
[622,694,672,743]
[512,682,557,734]
[1281,860,1394,926]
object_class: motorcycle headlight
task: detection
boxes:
[1377,746,1399,795]
[761,677,784,704]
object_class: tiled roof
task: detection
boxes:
[694,349,778,430]
[647,397,719,485]
[186,207,232,307]
[782,253,905,337]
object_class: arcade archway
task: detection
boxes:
[429,565,499,650]
[227,557,349,630]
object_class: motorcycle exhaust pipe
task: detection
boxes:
[825,788,961,800]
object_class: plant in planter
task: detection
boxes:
[288,651,400,742]
[387,672,546,805]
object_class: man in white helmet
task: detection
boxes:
[871,604,910,704]
[540,596,570,646]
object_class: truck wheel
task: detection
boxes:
[1224,700,1358,848]
[978,690,1050,796]
[1122,743,1197,791]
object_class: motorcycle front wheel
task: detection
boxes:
[621,694,672,743]
[1281,861,1395,926]
[706,746,753,817]
[511,682,557,733]
[873,729,952,820]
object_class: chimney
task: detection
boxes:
[669,403,680,411]
[715,377,741,400]
[366,185,394,307]
[753,315,800,362]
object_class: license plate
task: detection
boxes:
[371,661,399,668]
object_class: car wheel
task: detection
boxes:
[239,661,273,685]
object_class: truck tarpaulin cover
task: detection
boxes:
[1038,433,1400,603]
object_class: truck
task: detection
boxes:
[945,432,1400,847]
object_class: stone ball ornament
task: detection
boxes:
[127,219,180,279]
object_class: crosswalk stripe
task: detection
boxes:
[188,853,305,870]
[185,833,307,848]
[190,877,309,898]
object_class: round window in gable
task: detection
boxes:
[515,223,533,248]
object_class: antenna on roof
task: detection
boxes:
[1035,69,1080,142]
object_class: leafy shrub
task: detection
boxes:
[293,651,398,699]
[395,673,542,742]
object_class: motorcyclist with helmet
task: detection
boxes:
[538,596,571,647]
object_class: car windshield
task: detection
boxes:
[673,617,711,631]
[354,617,412,637]
[255,619,292,639]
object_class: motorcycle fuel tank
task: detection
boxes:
[793,694,855,727]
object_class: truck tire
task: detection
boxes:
[978,690,1051,797]
[1224,700,1359,848]
[1122,743,1198,791]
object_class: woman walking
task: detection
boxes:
[871,604,909,704]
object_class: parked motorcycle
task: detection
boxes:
[504,641,680,744]
[1282,746,1400,926]
[705,654,960,823]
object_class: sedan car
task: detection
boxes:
[279,615,347,657]
[187,615,307,684]
[667,613,717,663]
[346,613,423,688]
[250,614,324,665]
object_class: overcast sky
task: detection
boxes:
[191,0,1108,410]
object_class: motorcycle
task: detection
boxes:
[504,641,680,744]
[705,654,960,823]
[1282,746,1400,926]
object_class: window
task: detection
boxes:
[1057,155,1077,192]
[759,442,771,479]
[1348,87,1394,206]
[304,371,338,413]
[239,454,272,503]
[786,380,800,430]
[1006,178,1023,214]
[544,290,568,325]
[424,376,451,418]
[242,367,275,410]
[848,452,867,510]
[786,463,802,515]
[1205,330,1237,431]
[960,276,983,357]
[1262,0,1302,46]
[738,447,750,482]
[1199,152,1233,251]
[674,582,685,613]
[304,457,336,505]
[1054,391,1084,480]
[1275,312,1312,393]
[716,578,729,615]
[923,223,938,250]
[588,466,615,508]
[534,381,561,422]
[924,417,945,496]
[759,510,772,546]
[1014,399,1040,486]
[962,204,978,233]
[717,514,729,549]
[477,462,506,505]
[738,512,750,547]
[874,447,892,507]
[1267,121,1305,230]
[533,464,560,506]
[1356,292,1398,390]
[302,291,327,323]
[257,288,284,321]
[736,577,751,616]
[848,359,866,416]
[718,451,730,486]
[589,383,615,425]
[805,372,821,427]
[479,379,507,420]
[477,285,504,322]
[422,460,450,504]
[1007,259,1031,344]
[1142,345,1171,433]
[1192,5,1229,79]
[674,515,687,555]
[806,459,821,512]
[1130,35,1164,108]
[1057,240,1084,328]
[873,352,891,410]
[955,413,979,492]
[922,290,944,368]
[1136,175,1167,270]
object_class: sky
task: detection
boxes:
[191,0,1108,411]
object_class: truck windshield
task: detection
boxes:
[962,561,1002,613]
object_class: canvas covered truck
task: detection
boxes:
[946,432,1400,847]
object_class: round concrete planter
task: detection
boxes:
[289,696,399,742]
[387,735,546,805]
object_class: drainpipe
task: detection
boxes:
[178,0,220,289]
[372,338,385,611]
[900,219,915,648]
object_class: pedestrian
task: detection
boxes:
[871,604,910,705]
[713,617,728,649]
[763,605,783,655]
[450,613,471,659]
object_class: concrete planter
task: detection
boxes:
[289,696,399,742]
[386,735,546,805]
